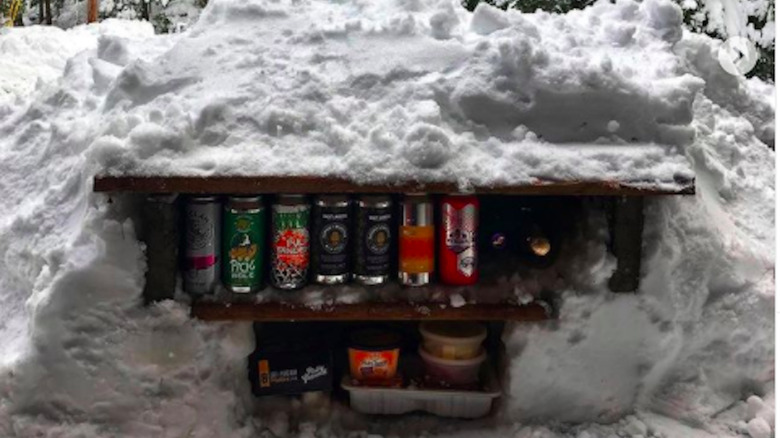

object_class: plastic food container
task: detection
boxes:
[348,328,402,383]
[341,366,501,418]
[419,321,487,360]
[419,346,486,385]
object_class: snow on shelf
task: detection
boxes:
[190,282,551,321]
[93,174,694,195]
[191,300,549,321]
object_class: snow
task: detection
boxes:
[0,0,774,437]
[0,21,154,106]
[81,0,704,191]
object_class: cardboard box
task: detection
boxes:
[247,324,336,396]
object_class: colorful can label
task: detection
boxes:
[399,196,434,278]
[354,201,392,279]
[312,199,350,278]
[184,197,220,294]
[440,195,479,285]
[271,201,310,289]
[223,200,264,292]
[399,225,434,273]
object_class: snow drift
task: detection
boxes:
[0,0,774,436]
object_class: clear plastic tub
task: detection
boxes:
[341,366,501,418]
[419,345,486,385]
[419,321,487,360]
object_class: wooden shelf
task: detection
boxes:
[93,175,694,196]
[191,301,550,322]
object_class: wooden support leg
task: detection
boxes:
[608,197,644,293]
[142,194,179,303]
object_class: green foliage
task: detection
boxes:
[1,0,26,24]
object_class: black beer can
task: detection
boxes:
[311,195,351,285]
[354,195,393,286]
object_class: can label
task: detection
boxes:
[223,208,264,290]
[443,202,477,278]
[184,200,220,294]
[355,207,392,277]
[400,225,434,274]
[271,204,310,288]
[348,348,399,381]
[312,206,349,276]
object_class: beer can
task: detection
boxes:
[270,195,310,290]
[223,196,265,293]
[439,194,479,285]
[184,196,220,295]
[312,195,351,285]
[354,195,392,286]
[399,194,434,286]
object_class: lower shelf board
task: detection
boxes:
[191,301,551,322]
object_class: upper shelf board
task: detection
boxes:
[93,175,694,196]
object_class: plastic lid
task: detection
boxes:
[419,322,487,344]
[418,345,487,366]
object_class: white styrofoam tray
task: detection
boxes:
[341,368,501,418]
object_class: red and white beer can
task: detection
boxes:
[439,194,479,285]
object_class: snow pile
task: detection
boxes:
[0,21,155,108]
[0,0,774,437]
[84,0,704,189]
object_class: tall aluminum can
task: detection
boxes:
[270,195,310,290]
[312,195,351,285]
[354,195,392,286]
[399,194,434,286]
[222,196,264,293]
[439,194,479,285]
[184,196,220,295]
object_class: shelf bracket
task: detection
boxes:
[608,196,644,293]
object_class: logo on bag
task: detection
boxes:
[302,365,328,383]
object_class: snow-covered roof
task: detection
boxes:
[90,0,698,191]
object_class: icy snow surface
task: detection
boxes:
[0,0,774,437]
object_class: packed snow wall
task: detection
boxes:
[0,0,774,436]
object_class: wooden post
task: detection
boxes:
[140,0,149,20]
[87,0,98,23]
[44,0,51,24]
[142,194,179,303]
[608,196,644,292]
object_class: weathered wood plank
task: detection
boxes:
[141,195,179,303]
[93,175,694,196]
[191,301,550,322]
[608,197,645,292]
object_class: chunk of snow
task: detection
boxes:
[747,418,772,438]
[471,2,510,35]
[624,415,648,436]
[449,293,466,308]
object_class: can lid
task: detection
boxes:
[189,195,218,201]
[316,194,350,206]
[228,195,262,202]
[146,194,178,203]
[359,195,391,207]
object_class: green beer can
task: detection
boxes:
[223,196,265,293]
